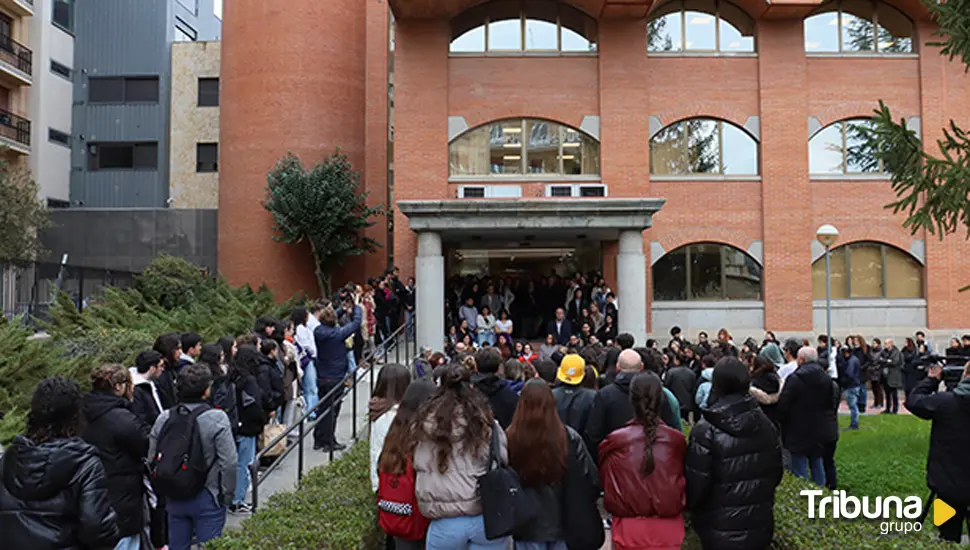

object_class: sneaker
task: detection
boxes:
[230,503,252,515]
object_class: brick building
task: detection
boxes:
[219,0,970,349]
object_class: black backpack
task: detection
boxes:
[151,404,211,500]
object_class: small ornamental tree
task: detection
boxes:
[0,158,49,264]
[263,152,385,296]
[857,0,970,281]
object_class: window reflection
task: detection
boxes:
[449,118,600,177]
[804,0,914,54]
[809,119,883,175]
[450,1,597,54]
[811,242,923,299]
[648,0,755,54]
[653,243,763,301]
[650,118,759,176]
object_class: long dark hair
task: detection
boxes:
[415,364,493,474]
[751,355,776,378]
[153,332,181,365]
[199,343,224,378]
[233,344,262,378]
[26,377,85,444]
[373,364,412,406]
[378,379,437,475]
[507,379,567,487]
[630,372,663,477]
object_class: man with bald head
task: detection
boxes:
[777,345,840,487]
[585,348,682,463]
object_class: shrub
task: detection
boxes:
[209,442,383,550]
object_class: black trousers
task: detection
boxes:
[313,378,343,447]
[937,494,969,543]
[822,440,838,490]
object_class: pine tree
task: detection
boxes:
[263,152,386,296]
[0,158,49,264]
[859,0,970,243]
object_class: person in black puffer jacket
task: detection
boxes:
[231,346,269,512]
[0,377,120,549]
[748,355,782,428]
[82,365,151,545]
[471,347,519,429]
[686,357,783,550]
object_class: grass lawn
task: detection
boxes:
[835,413,931,500]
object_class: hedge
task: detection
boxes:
[209,442,384,550]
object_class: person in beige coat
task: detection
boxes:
[413,364,509,549]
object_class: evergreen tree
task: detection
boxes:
[0,158,49,264]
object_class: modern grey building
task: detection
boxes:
[70,0,221,207]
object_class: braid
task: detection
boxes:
[639,401,660,476]
[630,372,663,477]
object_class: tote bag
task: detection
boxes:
[477,421,537,540]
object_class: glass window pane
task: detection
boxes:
[653,248,688,301]
[876,3,913,53]
[845,119,880,173]
[721,123,758,175]
[684,0,717,51]
[561,27,593,51]
[489,121,523,174]
[562,127,584,175]
[723,247,762,299]
[809,123,845,174]
[804,10,839,53]
[842,0,876,52]
[689,244,723,299]
[525,19,557,50]
[884,247,923,298]
[449,126,490,175]
[813,247,847,299]
[718,1,755,52]
[560,6,597,51]
[687,119,720,174]
[650,122,688,175]
[848,244,883,298]
[488,18,522,50]
[526,120,559,174]
[648,12,683,52]
[451,26,486,52]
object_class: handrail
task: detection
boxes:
[0,34,31,75]
[0,107,30,147]
[250,321,418,510]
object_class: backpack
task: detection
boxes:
[151,404,211,500]
[209,377,239,437]
[377,461,430,541]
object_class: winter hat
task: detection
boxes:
[759,342,785,368]
[557,354,586,385]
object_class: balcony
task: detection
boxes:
[0,108,31,154]
[0,0,33,17]
[0,35,31,86]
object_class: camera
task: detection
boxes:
[935,355,966,391]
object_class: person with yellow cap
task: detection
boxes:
[552,354,597,453]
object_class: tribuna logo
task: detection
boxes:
[801,490,924,535]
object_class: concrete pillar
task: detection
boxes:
[617,230,648,345]
[416,232,445,352]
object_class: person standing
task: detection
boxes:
[508,380,602,550]
[178,332,203,372]
[83,365,150,550]
[905,361,970,543]
[546,308,573,347]
[130,349,166,429]
[313,301,362,452]
[459,297,479,339]
[840,345,864,430]
[149,365,237,549]
[664,358,697,423]
[293,306,319,417]
[471,348,520,429]
[476,305,497,347]
[229,345,268,515]
[369,364,412,492]
[552,354,597,452]
[869,338,885,409]
[881,338,904,414]
[152,333,182,410]
[0,377,120,549]
[599,373,687,550]
[686,358,782,550]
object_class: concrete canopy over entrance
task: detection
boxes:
[398,198,665,351]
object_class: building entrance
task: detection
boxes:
[446,244,603,280]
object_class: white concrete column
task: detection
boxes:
[415,231,445,352]
[617,230,648,345]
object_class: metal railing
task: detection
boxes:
[0,107,30,147]
[250,322,418,510]
[0,34,31,75]
[2,261,137,323]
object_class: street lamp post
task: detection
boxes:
[816,224,840,360]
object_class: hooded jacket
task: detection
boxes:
[686,394,783,550]
[777,362,841,456]
[470,372,519,429]
[664,366,697,414]
[695,368,714,410]
[905,376,970,499]
[0,436,120,549]
[82,391,150,537]
[553,384,597,451]
[130,367,162,429]
[587,372,682,462]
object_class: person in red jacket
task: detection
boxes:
[599,372,687,550]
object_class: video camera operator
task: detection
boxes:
[905,359,970,543]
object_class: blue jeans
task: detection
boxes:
[114,535,141,550]
[426,515,510,550]
[515,542,568,550]
[790,453,826,487]
[167,490,226,550]
[303,365,318,418]
[845,385,865,428]
[347,350,357,377]
[234,435,257,505]
[405,309,415,337]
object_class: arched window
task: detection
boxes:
[648,0,756,53]
[804,0,914,54]
[449,118,600,176]
[653,243,762,301]
[812,242,922,299]
[809,118,883,175]
[450,0,597,54]
[650,118,759,176]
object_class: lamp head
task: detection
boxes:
[816,224,840,248]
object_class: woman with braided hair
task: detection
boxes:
[599,372,686,550]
